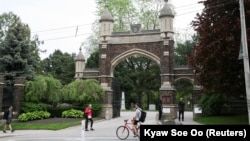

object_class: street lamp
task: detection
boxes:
[239,0,250,124]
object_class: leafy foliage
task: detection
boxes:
[188,0,250,97]
[114,55,161,107]
[174,35,198,66]
[0,12,41,83]
[85,50,99,68]
[24,75,62,106]
[18,111,51,122]
[175,79,193,106]
[62,109,83,118]
[21,102,48,113]
[41,50,75,85]
[62,79,105,106]
[198,93,226,116]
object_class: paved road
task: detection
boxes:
[0,111,200,141]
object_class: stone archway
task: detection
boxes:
[75,1,202,120]
[110,48,161,77]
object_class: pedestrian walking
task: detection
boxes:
[84,104,94,131]
[178,98,185,121]
[3,105,15,133]
[132,103,141,137]
[158,99,163,121]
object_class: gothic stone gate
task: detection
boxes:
[98,35,201,119]
[80,2,202,119]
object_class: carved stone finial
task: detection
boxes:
[130,24,141,33]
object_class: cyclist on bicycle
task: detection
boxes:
[132,103,141,137]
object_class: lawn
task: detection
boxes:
[194,114,249,125]
[0,117,102,130]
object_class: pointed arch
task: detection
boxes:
[110,48,160,76]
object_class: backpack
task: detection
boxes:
[139,109,147,122]
[3,110,9,120]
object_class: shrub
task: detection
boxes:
[21,102,48,113]
[18,111,51,122]
[198,93,226,116]
[62,109,83,118]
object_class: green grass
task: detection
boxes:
[0,120,82,131]
[14,120,82,130]
[194,114,249,125]
[0,117,102,130]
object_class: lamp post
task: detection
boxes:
[239,0,250,124]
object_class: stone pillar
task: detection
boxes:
[193,85,202,118]
[13,77,25,117]
[0,75,4,113]
[121,91,126,110]
[159,38,177,124]
[101,90,113,119]
[159,83,177,124]
[98,75,113,118]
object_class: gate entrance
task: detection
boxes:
[74,1,202,120]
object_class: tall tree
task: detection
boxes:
[114,55,161,108]
[188,0,250,97]
[174,34,198,66]
[96,0,138,31]
[0,12,41,83]
[85,49,99,68]
[42,50,75,85]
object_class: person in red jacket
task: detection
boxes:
[84,104,94,131]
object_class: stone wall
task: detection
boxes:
[13,77,25,117]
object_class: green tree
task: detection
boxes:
[96,0,138,31]
[135,0,163,30]
[62,79,105,106]
[174,35,198,66]
[24,75,62,106]
[42,50,75,85]
[188,0,249,97]
[114,55,161,108]
[85,49,99,68]
[0,12,41,83]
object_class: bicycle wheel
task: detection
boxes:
[116,126,129,140]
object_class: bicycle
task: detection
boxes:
[116,119,140,140]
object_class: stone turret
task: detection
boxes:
[99,8,114,42]
[159,0,175,39]
[74,47,85,79]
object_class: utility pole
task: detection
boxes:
[239,0,250,124]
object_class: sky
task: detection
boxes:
[0,0,203,60]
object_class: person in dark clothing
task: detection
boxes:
[3,105,14,133]
[158,100,163,121]
[178,98,185,121]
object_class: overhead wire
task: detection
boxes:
[30,0,237,42]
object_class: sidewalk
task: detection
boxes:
[156,111,203,125]
[174,111,202,125]
[0,111,202,139]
